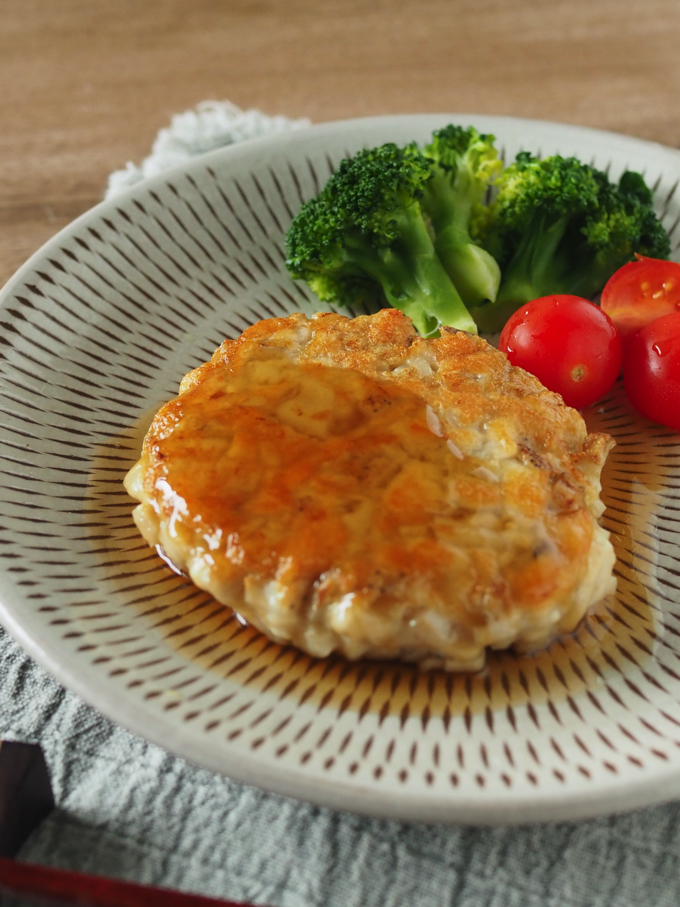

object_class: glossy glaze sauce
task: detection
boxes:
[86,364,656,720]
[142,354,472,604]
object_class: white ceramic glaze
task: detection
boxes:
[1,115,679,824]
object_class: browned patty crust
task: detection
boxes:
[124,309,616,671]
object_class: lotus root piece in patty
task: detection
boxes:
[124,308,617,672]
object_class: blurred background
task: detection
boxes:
[1,0,679,287]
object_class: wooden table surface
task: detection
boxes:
[2,0,679,290]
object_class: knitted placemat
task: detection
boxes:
[105,100,309,198]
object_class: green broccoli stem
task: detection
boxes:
[349,204,479,336]
[434,224,502,307]
[388,258,478,336]
[470,212,571,333]
[423,172,501,307]
[469,295,528,334]
[561,254,619,300]
[424,169,477,230]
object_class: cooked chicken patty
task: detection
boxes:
[124,309,616,672]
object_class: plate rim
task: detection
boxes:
[2,112,680,826]
[4,109,680,300]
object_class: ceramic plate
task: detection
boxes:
[1,114,679,825]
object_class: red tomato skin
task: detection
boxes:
[601,257,680,343]
[499,295,623,410]
[623,312,680,432]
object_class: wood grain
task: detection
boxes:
[1,0,680,288]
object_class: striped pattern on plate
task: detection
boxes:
[0,115,679,824]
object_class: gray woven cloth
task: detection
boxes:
[4,627,680,906]
[3,102,680,906]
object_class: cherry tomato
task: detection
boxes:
[499,295,623,410]
[601,256,680,342]
[623,312,680,431]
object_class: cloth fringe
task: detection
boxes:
[105,100,310,199]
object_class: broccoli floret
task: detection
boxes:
[284,142,478,336]
[577,169,671,291]
[471,152,671,333]
[421,125,502,307]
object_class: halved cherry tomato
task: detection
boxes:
[499,295,623,410]
[600,256,680,342]
[623,311,680,431]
